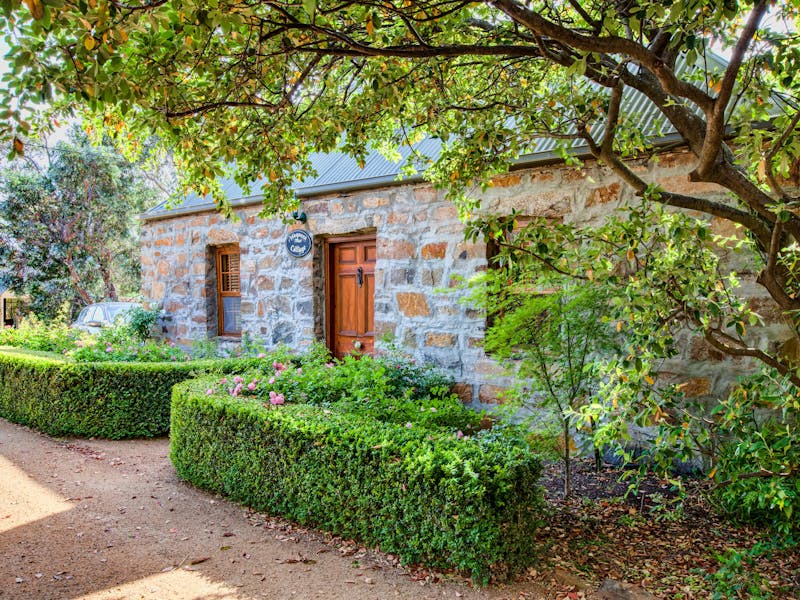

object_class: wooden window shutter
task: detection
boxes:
[220,252,240,293]
[216,246,241,335]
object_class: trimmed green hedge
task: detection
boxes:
[171,378,544,582]
[0,347,259,438]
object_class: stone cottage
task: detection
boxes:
[140,135,780,405]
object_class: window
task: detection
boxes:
[484,215,557,331]
[216,246,241,336]
[3,298,21,327]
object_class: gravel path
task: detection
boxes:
[0,419,546,600]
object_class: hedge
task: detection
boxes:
[171,378,545,582]
[0,347,259,438]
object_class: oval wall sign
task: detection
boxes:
[286,229,312,258]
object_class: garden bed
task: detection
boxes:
[0,346,258,438]
[170,355,545,582]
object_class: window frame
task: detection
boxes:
[215,245,242,337]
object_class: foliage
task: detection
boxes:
[171,376,544,582]
[207,344,482,433]
[6,0,800,536]
[0,347,257,438]
[0,127,158,317]
[477,278,620,495]
[710,369,800,534]
[708,537,798,600]
[0,303,80,353]
[377,342,456,400]
[67,335,190,363]
[1,0,800,385]
[125,305,160,342]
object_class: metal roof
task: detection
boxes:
[144,54,734,221]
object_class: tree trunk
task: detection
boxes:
[98,251,118,301]
[64,250,94,305]
[563,417,571,498]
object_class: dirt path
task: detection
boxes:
[0,419,547,600]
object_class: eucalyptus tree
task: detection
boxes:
[0,129,156,316]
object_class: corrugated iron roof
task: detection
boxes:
[144,53,736,220]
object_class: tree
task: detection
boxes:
[479,277,619,496]
[1,1,799,370]
[0,128,157,317]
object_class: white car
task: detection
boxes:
[71,302,142,334]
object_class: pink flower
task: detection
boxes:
[247,382,256,391]
[233,375,243,384]
[430,407,437,413]
[297,367,302,375]
[268,377,275,385]
[456,430,464,439]
[405,422,413,429]
[257,353,266,359]
[220,378,228,384]
[105,346,113,353]
[273,361,286,372]
[206,388,214,396]
[269,391,285,406]
[325,363,334,369]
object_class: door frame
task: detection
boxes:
[324,234,377,357]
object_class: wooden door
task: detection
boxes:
[327,236,376,359]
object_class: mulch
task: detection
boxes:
[528,458,800,599]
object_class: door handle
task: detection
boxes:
[357,266,363,288]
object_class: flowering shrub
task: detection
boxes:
[68,337,190,363]
[203,344,481,434]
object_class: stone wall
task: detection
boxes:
[140,149,786,406]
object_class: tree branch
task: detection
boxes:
[693,0,768,179]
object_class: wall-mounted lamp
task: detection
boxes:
[291,210,307,224]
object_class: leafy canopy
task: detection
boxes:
[0,1,797,214]
[0,128,158,316]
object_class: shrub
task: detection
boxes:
[710,369,800,534]
[0,306,80,353]
[210,344,480,432]
[68,335,191,363]
[123,306,161,342]
[0,347,260,438]
[171,378,544,582]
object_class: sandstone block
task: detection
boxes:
[381,240,415,260]
[156,260,170,276]
[585,182,621,207]
[676,377,712,398]
[478,384,507,404]
[433,205,459,221]
[362,196,390,208]
[451,383,474,404]
[413,186,437,203]
[421,242,447,259]
[455,241,484,260]
[425,332,456,347]
[396,292,430,317]
[490,173,523,188]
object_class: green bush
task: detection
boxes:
[0,347,260,438]
[0,306,79,353]
[171,378,544,582]
[710,369,800,533]
[125,306,161,341]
